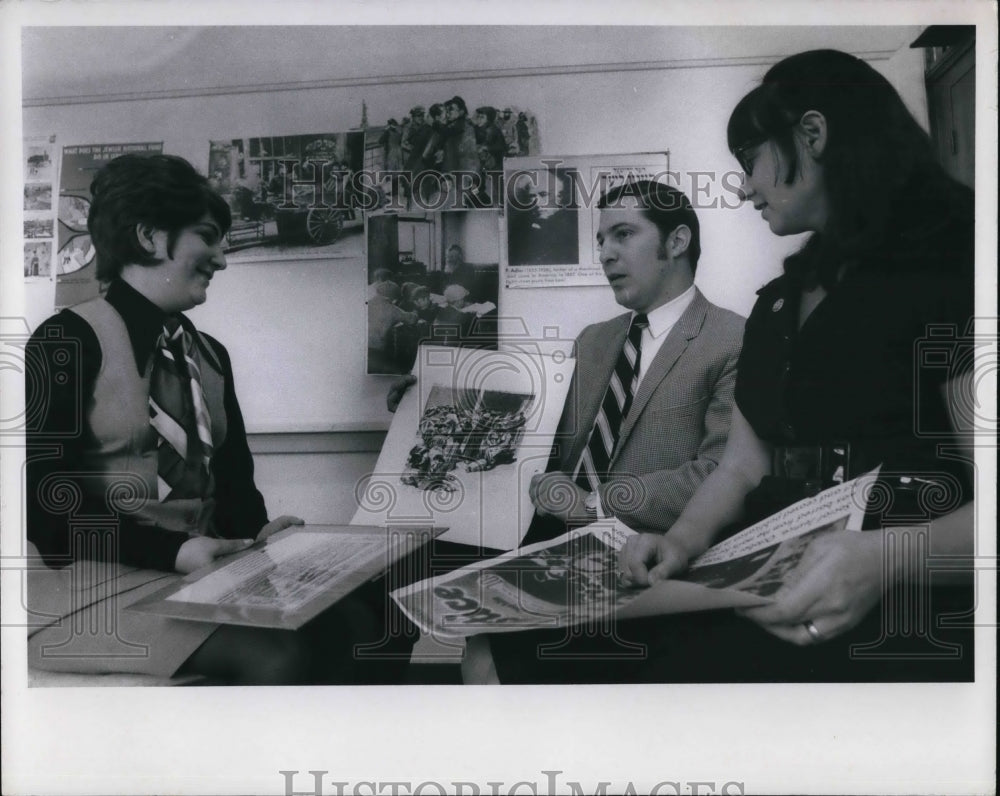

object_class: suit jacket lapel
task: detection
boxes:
[613,289,708,459]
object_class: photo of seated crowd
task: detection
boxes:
[371,97,539,210]
[367,209,500,374]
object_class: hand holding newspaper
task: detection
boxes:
[391,471,878,638]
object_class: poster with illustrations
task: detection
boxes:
[55,142,163,308]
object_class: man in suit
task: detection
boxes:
[469,180,744,683]
[525,179,745,542]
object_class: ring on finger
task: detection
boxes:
[803,619,822,643]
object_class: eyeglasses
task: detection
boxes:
[733,116,803,176]
[733,138,767,176]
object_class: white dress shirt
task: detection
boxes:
[633,284,697,390]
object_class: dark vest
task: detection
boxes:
[69,298,228,535]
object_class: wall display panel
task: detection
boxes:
[19,26,930,432]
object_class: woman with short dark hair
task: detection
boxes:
[26,154,413,684]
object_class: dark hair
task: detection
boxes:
[598,179,701,272]
[475,106,497,124]
[727,49,969,288]
[446,96,468,116]
[88,154,231,281]
[429,103,444,120]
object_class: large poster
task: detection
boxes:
[207,131,365,262]
[352,345,574,550]
[55,142,164,308]
[502,152,671,289]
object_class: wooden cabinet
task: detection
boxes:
[913,27,976,189]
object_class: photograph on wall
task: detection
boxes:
[23,241,52,279]
[367,98,539,212]
[24,139,55,182]
[55,142,163,307]
[352,345,574,550]
[208,130,365,262]
[24,218,54,239]
[22,136,58,282]
[366,208,500,375]
[23,183,52,211]
[502,151,670,289]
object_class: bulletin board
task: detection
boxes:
[22,39,784,431]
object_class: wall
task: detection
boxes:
[18,27,928,517]
[21,27,927,434]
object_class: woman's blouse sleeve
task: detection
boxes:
[202,335,270,538]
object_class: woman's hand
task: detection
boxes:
[175,536,254,574]
[256,515,305,543]
[736,529,889,645]
[386,374,416,412]
[619,532,694,586]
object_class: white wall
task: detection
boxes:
[20,27,927,436]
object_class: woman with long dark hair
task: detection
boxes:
[619,49,975,681]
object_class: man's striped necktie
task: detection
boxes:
[148,317,214,502]
[574,313,648,492]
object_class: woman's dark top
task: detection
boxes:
[26,279,268,571]
[735,188,974,522]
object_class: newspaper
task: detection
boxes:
[129,524,440,630]
[391,472,877,638]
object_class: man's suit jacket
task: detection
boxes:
[554,288,744,533]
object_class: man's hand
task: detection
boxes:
[175,536,254,574]
[387,374,416,412]
[528,471,590,522]
[619,532,693,586]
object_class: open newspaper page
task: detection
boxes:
[352,345,575,550]
[130,524,439,630]
[392,471,878,637]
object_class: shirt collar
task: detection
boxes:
[104,278,172,375]
[640,284,697,339]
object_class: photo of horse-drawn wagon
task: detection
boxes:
[209,130,366,261]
